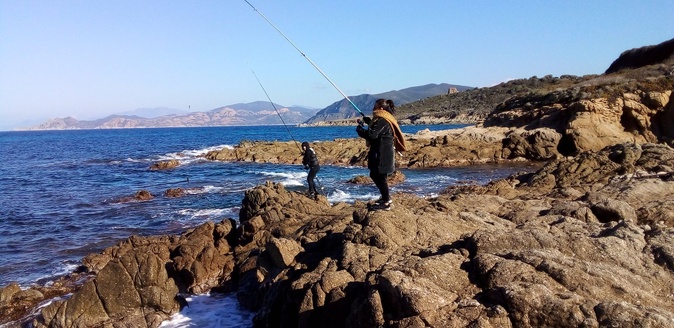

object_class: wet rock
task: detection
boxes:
[0,274,88,326]
[33,242,180,328]
[150,159,180,170]
[171,221,237,294]
[31,219,238,327]
[165,188,185,197]
[347,170,406,185]
[0,282,20,303]
[114,189,154,203]
[135,189,153,200]
[347,175,371,184]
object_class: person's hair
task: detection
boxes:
[373,99,395,114]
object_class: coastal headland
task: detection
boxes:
[2,38,674,327]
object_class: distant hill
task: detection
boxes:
[605,37,674,74]
[24,102,318,130]
[395,76,584,124]
[303,83,472,124]
[24,83,471,130]
[117,107,190,118]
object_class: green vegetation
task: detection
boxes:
[398,58,674,124]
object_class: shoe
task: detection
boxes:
[370,202,392,211]
[375,198,392,206]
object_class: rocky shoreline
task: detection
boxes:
[201,125,557,168]
[3,141,674,327]
[2,39,674,328]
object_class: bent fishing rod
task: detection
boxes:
[250,68,303,154]
[243,0,365,118]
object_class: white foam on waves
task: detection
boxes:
[327,189,378,204]
[257,170,306,187]
[160,293,254,328]
[182,144,233,157]
[182,185,225,194]
[177,208,236,220]
[154,144,233,166]
[29,262,81,288]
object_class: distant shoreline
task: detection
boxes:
[10,120,479,132]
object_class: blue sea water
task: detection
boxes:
[0,125,532,326]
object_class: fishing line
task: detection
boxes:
[243,0,365,117]
[315,176,325,194]
[250,68,303,154]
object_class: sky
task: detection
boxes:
[1,1,673,130]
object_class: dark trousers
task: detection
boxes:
[370,170,390,202]
[307,165,320,193]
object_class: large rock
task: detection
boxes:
[31,219,238,328]
[34,244,179,328]
[150,159,180,170]
[485,85,674,156]
[232,142,674,327]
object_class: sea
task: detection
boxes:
[0,125,533,326]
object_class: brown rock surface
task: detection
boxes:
[150,159,180,170]
[347,170,406,185]
[232,142,674,327]
[5,142,674,327]
[485,88,674,156]
[202,72,672,169]
[202,126,557,168]
[28,220,238,328]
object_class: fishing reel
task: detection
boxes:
[358,116,372,126]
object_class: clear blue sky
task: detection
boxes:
[1,1,672,129]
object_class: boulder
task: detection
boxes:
[150,159,180,170]
[135,189,153,201]
[164,188,185,197]
[347,170,406,185]
[31,219,238,327]
[267,237,304,267]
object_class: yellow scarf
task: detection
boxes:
[373,109,407,152]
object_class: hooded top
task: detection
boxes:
[356,113,403,175]
[302,142,319,168]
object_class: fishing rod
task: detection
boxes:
[243,0,365,118]
[250,68,303,154]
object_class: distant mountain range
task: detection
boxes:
[22,83,470,130]
[24,102,318,130]
[117,107,190,118]
[304,83,472,124]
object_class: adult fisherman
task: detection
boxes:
[301,141,320,197]
[356,99,406,210]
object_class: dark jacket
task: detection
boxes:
[302,144,319,168]
[356,118,395,174]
